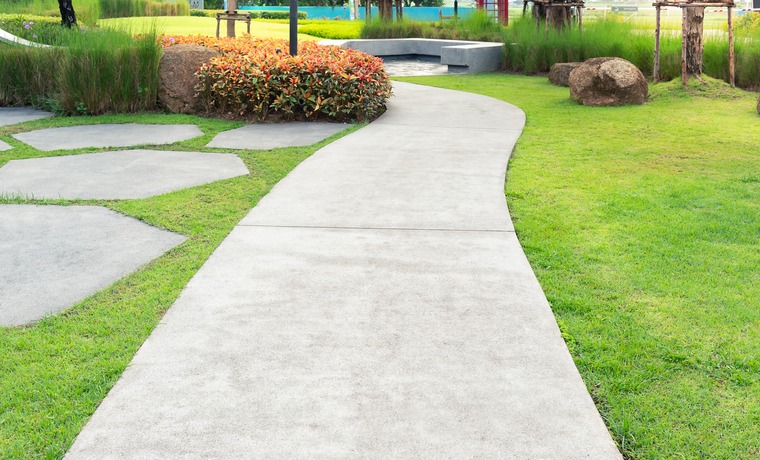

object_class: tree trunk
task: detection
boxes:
[532,3,570,30]
[227,0,237,38]
[395,0,403,20]
[58,0,77,28]
[378,0,393,21]
[682,6,704,82]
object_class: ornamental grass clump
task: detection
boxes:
[163,36,392,122]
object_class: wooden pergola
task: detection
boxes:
[653,1,737,86]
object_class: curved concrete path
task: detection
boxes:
[67,82,621,459]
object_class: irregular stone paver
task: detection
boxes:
[0,107,53,127]
[0,149,249,199]
[0,140,11,151]
[67,82,622,459]
[207,122,348,150]
[12,124,202,151]
[0,205,185,326]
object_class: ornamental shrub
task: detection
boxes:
[162,36,392,122]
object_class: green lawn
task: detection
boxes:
[396,74,760,459]
[0,114,358,458]
[98,16,320,40]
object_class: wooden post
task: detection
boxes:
[227,0,237,38]
[654,4,661,81]
[728,6,735,87]
[578,3,583,32]
[681,6,688,86]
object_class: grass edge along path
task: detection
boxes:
[0,113,360,458]
[396,74,759,460]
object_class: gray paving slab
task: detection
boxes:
[0,205,185,326]
[0,140,11,151]
[0,107,53,127]
[67,82,622,459]
[0,149,249,199]
[12,124,202,151]
[207,122,349,150]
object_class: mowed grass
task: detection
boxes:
[396,74,760,459]
[0,114,358,458]
[99,16,319,40]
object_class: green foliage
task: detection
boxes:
[502,17,760,90]
[360,10,503,42]
[736,11,760,37]
[259,10,308,19]
[0,28,162,114]
[399,73,760,460]
[0,0,191,23]
[189,9,210,17]
[0,14,70,45]
[164,36,391,121]
[298,19,362,39]
[204,0,225,8]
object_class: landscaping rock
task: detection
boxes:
[158,44,219,114]
[548,62,582,87]
[569,57,648,106]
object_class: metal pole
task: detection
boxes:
[290,0,298,56]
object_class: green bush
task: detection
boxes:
[163,36,391,121]
[0,0,191,23]
[190,9,210,17]
[259,11,308,19]
[0,28,162,114]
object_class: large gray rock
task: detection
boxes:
[158,44,219,114]
[549,62,582,87]
[569,57,648,106]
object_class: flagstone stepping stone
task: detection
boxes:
[13,124,203,151]
[0,205,185,326]
[0,149,248,200]
[0,107,53,127]
[207,122,349,150]
[0,140,11,151]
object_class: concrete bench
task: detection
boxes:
[319,38,504,74]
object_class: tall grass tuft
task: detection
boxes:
[0,27,162,114]
[503,17,760,89]
[361,10,503,42]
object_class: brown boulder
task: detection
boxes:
[549,62,582,87]
[569,57,648,106]
[158,44,219,114]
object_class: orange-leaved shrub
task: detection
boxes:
[162,36,392,122]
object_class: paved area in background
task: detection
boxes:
[0,205,184,326]
[67,82,622,458]
[0,149,249,200]
[382,55,451,76]
[0,140,11,151]
[0,107,53,127]
[207,122,349,150]
[12,124,202,151]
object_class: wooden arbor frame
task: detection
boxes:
[653,1,737,87]
[523,0,586,31]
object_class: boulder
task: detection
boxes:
[549,62,582,87]
[569,57,648,106]
[158,44,220,114]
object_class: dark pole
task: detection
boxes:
[289,0,298,56]
[454,0,458,18]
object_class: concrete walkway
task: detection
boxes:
[67,82,622,459]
